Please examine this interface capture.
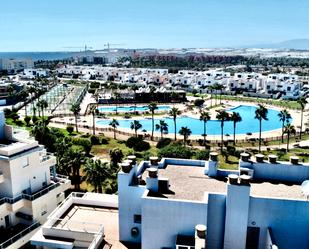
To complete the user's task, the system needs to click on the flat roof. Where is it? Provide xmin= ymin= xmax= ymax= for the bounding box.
xmin=53 ymin=204 xmax=136 ymax=249
xmin=145 ymin=165 xmax=305 ymax=201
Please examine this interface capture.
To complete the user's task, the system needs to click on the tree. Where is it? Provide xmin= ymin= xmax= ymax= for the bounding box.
xmin=284 ymin=123 xmax=296 ymax=151
xmin=37 ymin=99 xmax=48 ymax=121
xmin=130 ymin=120 xmax=142 ymax=137
xmin=179 ymin=126 xmax=192 ymax=147
xmin=254 ymin=104 xmax=268 ymax=152
xmin=60 ymin=148 xmax=86 ymax=190
xmin=31 ymin=120 xmax=49 ymax=144
xmin=297 ymin=97 xmax=308 ymax=139
xmin=169 ymin=107 xmax=181 ymax=140
xmin=216 ymin=110 xmax=230 ymax=151
xmin=83 ymin=159 xmax=110 ymax=193
xmin=155 ymin=120 xmax=168 ymax=139
xmin=148 ymin=102 xmax=158 ymax=140
xmin=110 ymin=148 xmax=124 ymax=167
xmin=230 ymin=112 xmax=242 ymax=145
xmin=109 ymin=119 xmax=119 ymax=139
xmin=199 ymin=110 xmax=211 ymax=148
xmin=70 ymin=103 xmax=81 ymax=132
xmin=10 ymin=111 xmax=19 ymax=122
xmin=90 ymin=106 xmax=98 ymax=135
xmin=278 ymin=109 xmax=291 ymax=142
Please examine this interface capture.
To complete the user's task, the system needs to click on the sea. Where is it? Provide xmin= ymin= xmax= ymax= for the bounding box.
xmin=0 ymin=52 xmax=81 ymax=61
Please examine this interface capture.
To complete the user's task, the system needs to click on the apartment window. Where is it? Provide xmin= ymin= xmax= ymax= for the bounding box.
xmin=22 ymin=157 xmax=29 ymax=168
xmin=41 ymin=205 xmax=47 ymax=216
xmin=287 ymin=86 xmax=291 ymax=91
xmin=134 ymin=214 xmax=141 ymax=224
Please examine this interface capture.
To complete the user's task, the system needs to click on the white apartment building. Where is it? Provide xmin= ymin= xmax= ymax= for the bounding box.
xmin=0 ymin=112 xmax=71 ymax=249
xmin=263 ymin=74 xmax=300 ymax=99
xmin=228 ymin=73 xmax=264 ymax=92
xmin=0 ymin=58 xmax=34 ymax=73
xmin=31 ymin=153 xmax=309 ymax=249
xmin=23 ymin=68 xmax=50 ymax=78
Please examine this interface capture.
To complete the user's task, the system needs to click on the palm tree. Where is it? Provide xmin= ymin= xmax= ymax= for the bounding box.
xmin=90 ymin=106 xmax=98 ymax=135
xmin=230 ymin=112 xmax=242 ymax=145
xmin=109 ymin=119 xmax=119 ymax=139
xmin=130 ymin=120 xmax=142 ymax=137
xmin=38 ymin=99 xmax=48 ymax=120
xmin=83 ymin=159 xmax=110 ymax=193
xmin=148 ymin=102 xmax=158 ymax=140
xmin=216 ymin=110 xmax=230 ymax=151
xmin=169 ymin=107 xmax=181 ymax=140
xmin=70 ymin=103 xmax=81 ymax=132
xmin=179 ymin=126 xmax=192 ymax=147
xmin=155 ymin=120 xmax=168 ymax=139
xmin=278 ymin=109 xmax=291 ymax=142
xmin=199 ymin=110 xmax=211 ymax=147
xmin=114 ymin=92 xmax=120 ymax=115
xmin=297 ymin=97 xmax=308 ymax=139
xmin=254 ymin=104 xmax=268 ymax=152
xmin=110 ymin=148 xmax=124 ymax=167
xmin=30 ymin=120 xmax=49 ymax=145
xmin=284 ymin=123 xmax=296 ymax=152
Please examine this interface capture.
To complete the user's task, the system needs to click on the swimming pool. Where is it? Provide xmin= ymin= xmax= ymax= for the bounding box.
xmin=96 ymin=105 xmax=286 ymax=135
xmin=97 ymin=105 xmax=171 ymax=113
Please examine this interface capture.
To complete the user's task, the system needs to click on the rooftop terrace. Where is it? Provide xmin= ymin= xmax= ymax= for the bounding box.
xmin=144 ymin=164 xmax=305 ymax=201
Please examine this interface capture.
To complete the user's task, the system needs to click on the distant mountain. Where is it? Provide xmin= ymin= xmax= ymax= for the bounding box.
xmin=242 ymin=39 xmax=309 ymax=50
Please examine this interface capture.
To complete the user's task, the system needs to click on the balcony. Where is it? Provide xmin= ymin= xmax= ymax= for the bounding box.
xmin=0 ymin=222 xmax=40 ymax=249
xmin=40 ymin=153 xmax=57 ymax=167
xmin=0 ymin=175 xmax=71 ymax=207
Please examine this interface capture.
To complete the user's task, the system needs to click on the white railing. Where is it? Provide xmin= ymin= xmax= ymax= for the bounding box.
xmin=0 ymin=221 xmax=40 ymax=249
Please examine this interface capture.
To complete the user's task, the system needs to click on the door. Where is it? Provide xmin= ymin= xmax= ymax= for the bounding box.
xmin=246 ymin=226 xmax=260 ymax=249
xmin=4 ymin=215 xmax=10 ymax=228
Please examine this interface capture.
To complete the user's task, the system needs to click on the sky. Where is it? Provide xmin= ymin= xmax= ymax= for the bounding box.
xmin=1 ymin=0 xmax=309 ymax=52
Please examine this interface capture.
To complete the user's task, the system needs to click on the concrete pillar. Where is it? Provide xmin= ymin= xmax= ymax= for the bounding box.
xmin=207 ymin=152 xmax=219 ymax=177
xmin=224 ymin=182 xmax=251 ymax=249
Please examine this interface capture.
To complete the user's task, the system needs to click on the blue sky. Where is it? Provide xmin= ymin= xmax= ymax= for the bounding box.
xmin=1 ymin=0 xmax=309 ymax=51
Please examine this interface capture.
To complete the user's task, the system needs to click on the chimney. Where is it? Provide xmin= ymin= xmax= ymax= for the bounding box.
xmin=240 ymin=153 xmax=250 ymax=162
xmin=239 ymin=175 xmax=251 ymax=185
xmin=127 ymin=155 xmax=137 ymax=165
xmin=146 ymin=168 xmax=159 ymax=192
xmin=290 ymin=156 xmax=299 ymax=165
xmin=210 ymin=152 xmax=218 ymax=162
xmin=195 ymin=224 xmax=207 ymax=249
xmin=255 ymin=154 xmax=264 ymax=163
xmin=228 ymin=174 xmax=239 ymax=185
xmin=149 ymin=156 xmax=159 ymax=166
xmin=121 ymin=162 xmax=132 ymax=173
xmin=268 ymin=155 xmax=277 ymax=164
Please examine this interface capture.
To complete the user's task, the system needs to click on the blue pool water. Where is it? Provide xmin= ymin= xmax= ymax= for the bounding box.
xmin=98 ymin=105 xmax=171 ymax=113
xmin=96 ymin=105 xmax=286 ymax=135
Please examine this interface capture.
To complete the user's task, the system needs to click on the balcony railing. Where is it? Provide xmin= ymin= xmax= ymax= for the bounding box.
xmin=0 ymin=221 xmax=40 ymax=249
xmin=0 ymin=176 xmax=70 ymax=206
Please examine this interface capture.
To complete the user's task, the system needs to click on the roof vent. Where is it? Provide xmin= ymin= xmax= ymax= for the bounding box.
xmin=268 ymin=155 xmax=277 ymax=164
xmin=255 ymin=154 xmax=264 ymax=163
xmin=148 ymin=168 xmax=158 ymax=178
xmin=240 ymin=152 xmax=250 ymax=162
xmin=228 ymin=174 xmax=239 ymax=185
xmin=290 ymin=156 xmax=299 ymax=165
xmin=210 ymin=152 xmax=218 ymax=162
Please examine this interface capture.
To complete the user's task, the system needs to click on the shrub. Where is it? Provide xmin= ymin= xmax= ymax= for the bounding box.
xmin=156 ymin=138 xmax=172 ymax=149
xmin=134 ymin=140 xmax=150 ymax=152
xmin=90 ymin=135 xmax=100 ymax=145
xmin=72 ymin=138 xmax=92 ymax=155
xmin=194 ymin=98 xmax=204 ymax=107
xmin=101 ymin=137 xmax=109 ymax=144
xmin=66 ymin=126 xmax=74 ymax=135
xmin=126 ymin=137 xmax=150 ymax=151
xmin=24 ymin=116 xmax=31 ymax=126
xmin=195 ymin=150 xmax=210 ymax=160
xmin=32 ymin=115 xmax=39 ymax=124
xmin=88 ymin=88 xmax=96 ymax=94
xmin=158 ymin=144 xmax=193 ymax=159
